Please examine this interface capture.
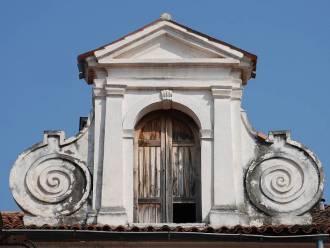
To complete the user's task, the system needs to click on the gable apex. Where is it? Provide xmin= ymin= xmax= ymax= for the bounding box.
xmin=77 ymin=17 xmax=257 ymax=84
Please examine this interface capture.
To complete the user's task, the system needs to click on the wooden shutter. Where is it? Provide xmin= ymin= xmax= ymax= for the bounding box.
xmin=172 ymin=117 xmax=197 ymax=201
xmin=134 ymin=113 xmax=164 ymax=223
xmin=134 ymin=110 xmax=200 ymax=223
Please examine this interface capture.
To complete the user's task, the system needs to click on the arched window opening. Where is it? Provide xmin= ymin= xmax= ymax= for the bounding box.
xmin=134 ymin=109 xmax=201 ymax=223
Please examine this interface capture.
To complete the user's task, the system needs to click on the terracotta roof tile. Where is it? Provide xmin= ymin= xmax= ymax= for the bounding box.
xmin=1 ymin=206 xmax=330 ymax=235
xmin=1 ymin=212 xmax=24 ymax=229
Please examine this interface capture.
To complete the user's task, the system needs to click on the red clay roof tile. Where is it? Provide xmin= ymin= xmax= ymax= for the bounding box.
xmin=2 ymin=206 xmax=330 ymax=235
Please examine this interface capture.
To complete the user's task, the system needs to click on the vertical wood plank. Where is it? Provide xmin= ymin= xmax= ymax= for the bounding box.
xmin=137 ymin=204 xmax=161 ymax=223
xmin=156 ymin=147 xmax=161 ymax=197
xmin=165 ymin=116 xmax=173 ymax=222
xmin=133 ymin=130 xmax=139 ymax=222
xmin=160 ymin=116 xmax=166 ymax=222
xmin=139 ymin=147 xmax=143 ymax=198
xmin=151 ymin=147 xmax=156 ymax=197
xmin=190 ymin=147 xmax=194 ymax=197
xmin=179 ymin=146 xmax=183 ymax=197
xmin=172 ymin=146 xmax=178 ymax=197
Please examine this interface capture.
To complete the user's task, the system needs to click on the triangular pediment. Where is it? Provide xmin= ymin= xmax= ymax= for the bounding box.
xmin=115 ymin=34 xmax=222 ymax=59
xmin=94 ymin=21 xmax=246 ymax=64
xmin=78 ymin=17 xmax=257 ymax=83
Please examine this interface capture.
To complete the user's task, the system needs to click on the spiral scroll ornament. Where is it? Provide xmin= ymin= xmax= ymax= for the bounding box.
xmin=11 ymin=154 xmax=91 ymax=218
xmin=260 ymin=162 xmax=304 ymax=204
xmin=246 ymin=156 xmax=321 ymax=215
xmin=26 ymin=158 xmax=77 ymax=204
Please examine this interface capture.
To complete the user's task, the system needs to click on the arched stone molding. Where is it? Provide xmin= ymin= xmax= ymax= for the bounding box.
xmin=123 ymin=91 xmax=212 ymax=132
xmin=122 ymin=89 xmax=213 ymax=223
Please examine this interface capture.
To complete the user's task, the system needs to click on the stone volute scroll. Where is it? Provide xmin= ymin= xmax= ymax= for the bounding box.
xmin=245 ymin=131 xmax=324 ymax=223
xmin=10 ymin=130 xmax=91 ymax=225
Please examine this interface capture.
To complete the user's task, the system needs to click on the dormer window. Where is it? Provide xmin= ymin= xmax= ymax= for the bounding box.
xmin=9 ymin=14 xmax=323 ymax=228
xmin=134 ymin=110 xmax=201 ymax=223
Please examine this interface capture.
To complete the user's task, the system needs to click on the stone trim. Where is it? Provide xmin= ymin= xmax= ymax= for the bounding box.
xmin=123 ymin=129 xmax=134 ymax=139
xmin=93 ymin=88 xmax=105 ymax=98
xmin=160 ymin=89 xmax=173 ymax=101
xmin=93 ymin=81 xmax=126 ymax=98
xmin=200 ymin=129 xmax=213 ymax=140
xmin=231 ymin=88 xmax=243 ymax=101
xmin=211 ymin=86 xmax=243 ymax=100
xmin=104 ymin=85 xmax=126 ymax=96
xmin=211 ymin=86 xmax=232 ymax=99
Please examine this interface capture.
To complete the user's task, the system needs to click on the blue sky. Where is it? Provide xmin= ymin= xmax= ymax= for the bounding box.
xmin=1 ymin=0 xmax=329 ymax=210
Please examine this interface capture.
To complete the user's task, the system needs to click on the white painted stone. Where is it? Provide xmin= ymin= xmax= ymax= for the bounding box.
xmin=9 ymin=16 xmax=324 ymax=227
xmin=160 ymin=12 xmax=172 ymax=21
xmin=210 ymin=86 xmax=237 ymax=222
xmin=10 ymin=130 xmax=92 ymax=225
xmin=246 ymin=131 xmax=323 ymax=216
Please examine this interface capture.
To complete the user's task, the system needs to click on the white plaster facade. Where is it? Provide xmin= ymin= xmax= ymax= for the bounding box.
xmin=10 ymin=14 xmax=324 ymax=227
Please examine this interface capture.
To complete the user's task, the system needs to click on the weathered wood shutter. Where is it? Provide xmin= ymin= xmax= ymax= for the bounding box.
xmin=134 ymin=110 xmax=200 ymax=223
xmin=172 ymin=118 xmax=198 ymax=200
xmin=134 ymin=113 xmax=163 ymax=223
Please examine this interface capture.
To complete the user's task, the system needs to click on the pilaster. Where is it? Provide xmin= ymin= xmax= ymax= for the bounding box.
xmin=231 ymin=88 xmax=245 ymax=212
xmin=98 ymin=84 xmax=128 ymax=225
xmin=123 ymin=128 xmax=135 ymax=223
xmin=200 ymin=129 xmax=213 ymax=222
xmin=87 ymin=79 xmax=106 ymax=224
xmin=209 ymin=86 xmax=243 ymax=226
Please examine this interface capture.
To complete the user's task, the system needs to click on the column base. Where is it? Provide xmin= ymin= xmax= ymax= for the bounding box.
xmin=209 ymin=208 xmax=248 ymax=227
xmin=97 ymin=207 xmax=128 ymax=225
xmin=86 ymin=210 xmax=98 ymax=224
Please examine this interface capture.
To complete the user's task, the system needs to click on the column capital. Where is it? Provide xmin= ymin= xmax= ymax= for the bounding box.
xmin=93 ymin=79 xmax=107 ymax=98
xmin=211 ymin=86 xmax=243 ymax=100
xmin=200 ymin=129 xmax=213 ymax=140
xmin=93 ymin=84 xmax=127 ymax=98
xmin=211 ymin=86 xmax=232 ymax=99
xmin=123 ymin=129 xmax=134 ymax=139
xmin=104 ymin=85 xmax=126 ymax=96
xmin=93 ymin=88 xmax=105 ymax=98
xmin=231 ymin=88 xmax=243 ymax=101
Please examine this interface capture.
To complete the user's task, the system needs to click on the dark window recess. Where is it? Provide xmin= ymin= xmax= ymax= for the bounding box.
xmin=173 ymin=203 xmax=196 ymax=223
xmin=79 ymin=117 xmax=88 ymax=131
